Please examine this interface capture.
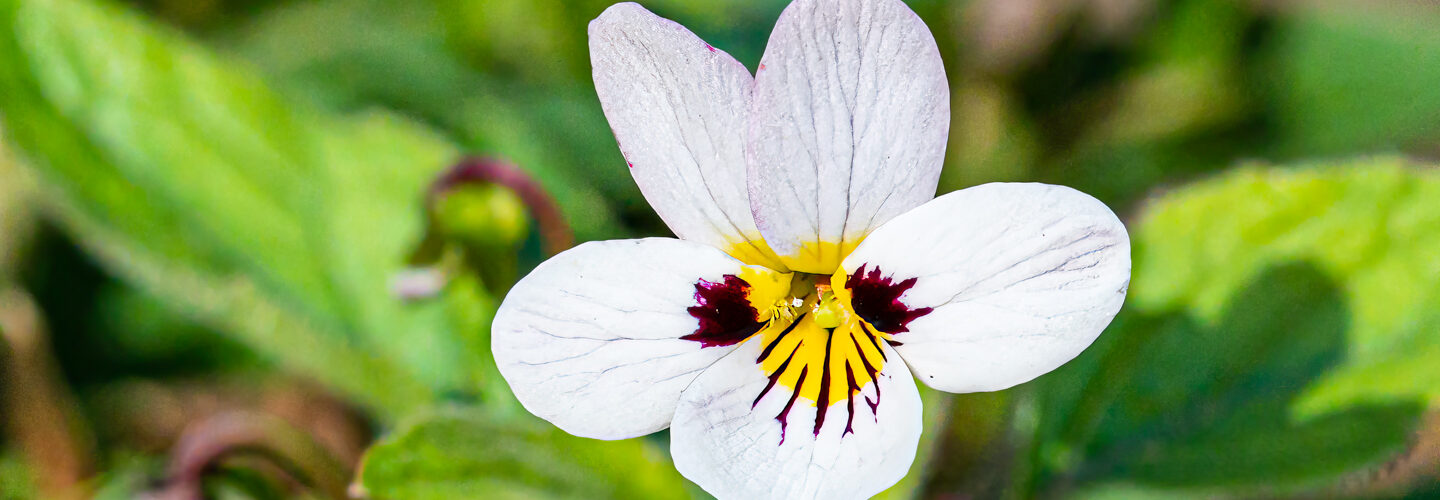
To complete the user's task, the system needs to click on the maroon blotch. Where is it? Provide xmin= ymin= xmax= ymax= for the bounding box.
xmin=681 ymin=275 xmax=764 ymax=348
xmin=846 ymin=264 xmax=933 ymax=334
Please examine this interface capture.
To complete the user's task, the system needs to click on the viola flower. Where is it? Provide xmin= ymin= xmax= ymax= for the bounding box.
xmin=491 ymin=0 xmax=1131 ymax=497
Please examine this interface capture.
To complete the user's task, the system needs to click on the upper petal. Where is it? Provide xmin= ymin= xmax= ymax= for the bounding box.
xmin=747 ymin=0 xmax=950 ymax=274
xmin=670 ymin=326 xmax=922 ymax=500
xmin=839 ymin=183 xmax=1131 ymax=393
xmin=590 ymin=3 xmax=783 ymax=269
xmin=492 ymin=238 xmax=785 ymax=440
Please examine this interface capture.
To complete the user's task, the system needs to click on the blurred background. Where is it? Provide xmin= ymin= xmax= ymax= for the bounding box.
xmin=2 ymin=0 xmax=1440 ymax=498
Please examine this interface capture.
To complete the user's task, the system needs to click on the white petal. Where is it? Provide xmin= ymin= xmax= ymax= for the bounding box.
xmin=492 ymin=238 xmax=760 ymax=440
xmin=670 ymin=335 xmax=922 ymax=500
xmin=747 ymin=0 xmax=950 ymax=273
xmin=840 ymin=183 xmax=1131 ymax=393
xmin=590 ymin=3 xmax=783 ymax=269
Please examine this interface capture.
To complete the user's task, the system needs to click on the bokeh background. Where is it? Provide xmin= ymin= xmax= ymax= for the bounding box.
xmin=2 ymin=0 xmax=1440 ymax=498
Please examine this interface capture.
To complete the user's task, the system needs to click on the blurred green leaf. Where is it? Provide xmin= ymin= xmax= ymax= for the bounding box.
xmin=1090 ymin=0 xmax=1248 ymax=146
xmin=1024 ymin=159 xmax=1439 ymax=497
xmin=84 ymin=282 xmax=260 ymax=378
xmin=1132 ymin=159 xmax=1440 ymax=412
xmin=357 ymin=409 xmax=692 ymax=500
xmin=219 ymin=0 xmax=634 ymax=242
xmin=0 ymin=0 xmax=524 ymax=416
xmin=0 ymin=453 xmax=38 ymax=500
xmin=87 ymin=452 xmax=158 ymax=500
xmin=0 ymin=142 xmax=37 ymax=279
xmin=1267 ymin=6 xmax=1440 ymax=156
xmin=939 ymin=83 xmax=1040 ymax=192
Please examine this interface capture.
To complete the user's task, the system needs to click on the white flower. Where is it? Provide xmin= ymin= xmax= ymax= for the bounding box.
xmin=491 ymin=0 xmax=1131 ymax=498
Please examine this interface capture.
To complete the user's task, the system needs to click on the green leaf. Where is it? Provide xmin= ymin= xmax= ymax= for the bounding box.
xmin=0 ymin=143 xmax=37 ymax=279
xmin=356 ymin=410 xmax=692 ymax=500
xmin=1267 ymin=7 xmax=1440 ymax=156
xmin=0 ymin=452 xmax=38 ymax=500
xmin=0 ymin=0 xmax=524 ymax=416
xmin=1025 ymin=158 xmax=1439 ymax=496
xmin=220 ymin=0 xmax=633 ymax=242
xmin=1131 ymin=159 xmax=1440 ymax=411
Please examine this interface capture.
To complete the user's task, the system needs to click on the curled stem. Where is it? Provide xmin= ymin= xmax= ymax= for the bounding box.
xmin=430 ymin=157 xmax=574 ymax=256
xmin=152 ymin=411 xmax=351 ymax=500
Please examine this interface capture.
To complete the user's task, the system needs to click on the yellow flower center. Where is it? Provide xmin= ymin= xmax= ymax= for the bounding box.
xmin=687 ymin=243 xmax=930 ymax=439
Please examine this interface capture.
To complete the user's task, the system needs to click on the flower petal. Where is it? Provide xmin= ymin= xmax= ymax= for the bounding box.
xmin=590 ymin=3 xmax=783 ymax=269
xmin=493 ymin=238 xmax=782 ymax=440
xmin=839 ymin=183 xmax=1131 ymax=393
xmin=747 ymin=0 xmax=950 ymax=273
xmin=670 ymin=333 xmax=922 ymax=500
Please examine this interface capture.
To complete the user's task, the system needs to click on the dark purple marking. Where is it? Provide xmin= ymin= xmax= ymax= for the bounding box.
xmin=867 ymin=383 xmax=881 ymax=419
xmin=812 ymin=329 xmax=835 ymax=436
xmin=757 ymin=314 xmax=806 ymax=363
xmin=754 ymin=338 xmax=802 ymax=409
xmin=750 ymin=314 xmax=898 ymax=443
xmin=859 ymin=322 xmax=888 ymax=362
xmin=843 ymin=363 xmax=858 ymax=437
xmin=847 ymin=327 xmax=884 ymax=419
xmin=846 ymin=264 xmax=933 ymax=334
xmin=777 ymin=366 xmax=808 ymax=445
xmin=682 ymin=275 xmax=764 ymax=348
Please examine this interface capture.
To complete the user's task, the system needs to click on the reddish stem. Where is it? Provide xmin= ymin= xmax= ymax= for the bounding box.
xmin=430 ymin=157 xmax=574 ymax=256
xmin=153 ymin=411 xmax=350 ymax=500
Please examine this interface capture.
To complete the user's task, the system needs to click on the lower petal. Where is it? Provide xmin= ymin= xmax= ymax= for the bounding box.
xmin=669 ymin=334 xmax=922 ymax=500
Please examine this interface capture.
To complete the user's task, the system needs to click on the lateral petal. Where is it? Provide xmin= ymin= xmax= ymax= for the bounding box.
xmin=492 ymin=238 xmax=786 ymax=439
xmin=839 ymin=183 xmax=1131 ymax=393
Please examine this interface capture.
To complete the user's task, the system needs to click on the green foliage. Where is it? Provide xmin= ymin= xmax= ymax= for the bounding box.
xmin=0 ymin=0 xmax=523 ymax=417
xmin=218 ymin=0 xmax=634 ymax=242
xmin=6 ymin=0 xmax=1440 ymax=497
xmin=0 ymin=453 xmax=37 ymax=500
xmin=1133 ymin=160 xmax=1440 ymax=414
xmin=357 ymin=410 xmax=693 ymax=500
xmin=1268 ymin=8 xmax=1440 ymax=156
xmin=1025 ymin=159 xmax=1440 ymax=497
xmin=0 ymin=144 xmax=36 ymax=278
